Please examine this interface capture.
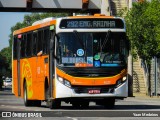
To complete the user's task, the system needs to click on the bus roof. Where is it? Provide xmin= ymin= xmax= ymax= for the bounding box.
xmin=13 ymin=14 xmax=120 ymax=36
xmin=13 ymin=19 xmax=56 ymax=36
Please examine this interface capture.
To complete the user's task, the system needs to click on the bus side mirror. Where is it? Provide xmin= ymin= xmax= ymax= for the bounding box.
xmin=50 ymin=39 xmax=54 ymax=50
xmin=50 ymin=34 xmax=59 ymax=60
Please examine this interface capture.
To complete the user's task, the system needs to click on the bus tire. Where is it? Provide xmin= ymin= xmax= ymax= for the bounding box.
xmin=81 ymin=102 xmax=89 ymax=109
xmin=49 ymin=99 xmax=61 ymax=109
xmin=104 ymin=98 xmax=115 ymax=109
xmin=24 ymin=82 xmax=32 ymax=106
xmin=72 ymin=103 xmax=81 ymax=109
xmin=33 ymin=100 xmax=41 ymax=107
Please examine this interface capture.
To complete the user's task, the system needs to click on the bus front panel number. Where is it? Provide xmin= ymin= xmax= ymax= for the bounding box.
xmin=88 ymin=89 xmax=100 ymax=94
xmin=67 ymin=21 xmax=78 ymax=28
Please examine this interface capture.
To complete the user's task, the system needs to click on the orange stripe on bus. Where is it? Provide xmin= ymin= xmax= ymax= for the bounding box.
xmin=69 ymin=16 xmax=114 ymax=19
xmin=13 ymin=20 xmax=56 ymax=35
xmin=56 ymin=67 xmax=127 ymax=86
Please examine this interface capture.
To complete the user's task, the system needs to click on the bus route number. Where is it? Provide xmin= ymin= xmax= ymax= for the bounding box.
xmin=67 ymin=21 xmax=91 ymax=28
xmin=67 ymin=20 xmax=116 ymax=28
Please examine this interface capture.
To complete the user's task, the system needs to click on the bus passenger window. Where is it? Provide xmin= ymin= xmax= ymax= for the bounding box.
xmin=21 ymin=35 xmax=26 ymax=58
xmin=37 ymin=30 xmax=43 ymax=54
xmin=32 ymin=32 xmax=38 ymax=56
xmin=26 ymin=33 xmax=32 ymax=57
xmin=33 ymin=32 xmax=37 ymax=56
xmin=13 ymin=37 xmax=17 ymax=59
xmin=43 ymin=28 xmax=50 ymax=54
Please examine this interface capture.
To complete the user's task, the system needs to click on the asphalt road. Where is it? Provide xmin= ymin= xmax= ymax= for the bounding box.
xmin=0 ymin=87 xmax=160 ymax=120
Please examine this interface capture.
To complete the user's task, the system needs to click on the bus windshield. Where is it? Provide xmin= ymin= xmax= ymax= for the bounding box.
xmin=57 ymin=32 xmax=128 ymax=67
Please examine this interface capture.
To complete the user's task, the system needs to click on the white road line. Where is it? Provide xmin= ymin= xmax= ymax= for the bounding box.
xmin=67 ymin=117 xmax=78 ymax=120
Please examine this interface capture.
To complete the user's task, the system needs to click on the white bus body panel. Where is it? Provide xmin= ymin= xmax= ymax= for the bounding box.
xmin=55 ymin=17 xmax=128 ymax=99
xmin=55 ymin=78 xmax=128 ymax=98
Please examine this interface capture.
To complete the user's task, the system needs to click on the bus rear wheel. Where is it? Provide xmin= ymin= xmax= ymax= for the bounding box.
xmin=24 ymin=83 xmax=32 ymax=106
xmin=24 ymin=83 xmax=41 ymax=107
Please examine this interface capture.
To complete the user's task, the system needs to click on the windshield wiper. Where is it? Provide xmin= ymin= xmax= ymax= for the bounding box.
xmin=101 ymin=30 xmax=111 ymax=51
xmin=73 ymin=30 xmax=88 ymax=62
xmin=73 ymin=30 xmax=85 ymax=50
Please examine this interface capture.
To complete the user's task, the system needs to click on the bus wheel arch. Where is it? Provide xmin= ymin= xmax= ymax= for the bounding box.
xmin=23 ymin=78 xmax=41 ymax=107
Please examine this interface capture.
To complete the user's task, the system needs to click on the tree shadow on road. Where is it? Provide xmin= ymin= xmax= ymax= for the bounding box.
xmin=40 ymin=104 xmax=160 ymax=110
xmin=114 ymin=104 xmax=160 ymax=110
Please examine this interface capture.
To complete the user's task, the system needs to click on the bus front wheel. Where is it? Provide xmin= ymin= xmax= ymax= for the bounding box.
xmin=103 ymin=98 xmax=115 ymax=109
xmin=49 ymin=99 xmax=61 ymax=109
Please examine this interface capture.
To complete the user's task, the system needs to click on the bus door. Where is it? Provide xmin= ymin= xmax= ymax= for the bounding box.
xmin=49 ymin=30 xmax=55 ymax=98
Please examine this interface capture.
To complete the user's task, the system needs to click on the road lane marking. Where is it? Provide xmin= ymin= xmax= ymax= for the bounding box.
xmin=67 ymin=117 xmax=78 ymax=120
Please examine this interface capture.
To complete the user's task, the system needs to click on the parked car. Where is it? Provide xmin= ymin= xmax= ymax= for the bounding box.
xmin=3 ymin=78 xmax=12 ymax=87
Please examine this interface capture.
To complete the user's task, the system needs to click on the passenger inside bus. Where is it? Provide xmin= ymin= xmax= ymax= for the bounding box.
xmin=65 ymin=47 xmax=73 ymax=57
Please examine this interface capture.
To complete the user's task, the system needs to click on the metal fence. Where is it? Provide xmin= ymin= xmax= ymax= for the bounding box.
xmin=150 ymin=57 xmax=160 ymax=96
xmin=141 ymin=57 xmax=160 ymax=96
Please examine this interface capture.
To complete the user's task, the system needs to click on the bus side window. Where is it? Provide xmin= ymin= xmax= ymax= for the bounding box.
xmin=13 ymin=36 xmax=17 ymax=60
xmin=21 ymin=34 xmax=26 ymax=58
xmin=37 ymin=30 xmax=43 ymax=55
xmin=26 ymin=33 xmax=32 ymax=57
xmin=43 ymin=28 xmax=50 ymax=54
xmin=23 ymin=34 xmax=27 ymax=57
xmin=33 ymin=32 xmax=37 ymax=56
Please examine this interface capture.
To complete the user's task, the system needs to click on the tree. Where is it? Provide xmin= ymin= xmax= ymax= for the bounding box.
xmin=1 ymin=12 xmax=69 ymax=76
xmin=125 ymin=0 xmax=160 ymax=63
xmin=125 ymin=0 xmax=160 ymax=95
xmin=0 ymin=47 xmax=11 ymax=88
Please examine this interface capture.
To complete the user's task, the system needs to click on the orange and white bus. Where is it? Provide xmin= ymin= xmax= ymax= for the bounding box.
xmin=12 ymin=14 xmax=129 ymax=109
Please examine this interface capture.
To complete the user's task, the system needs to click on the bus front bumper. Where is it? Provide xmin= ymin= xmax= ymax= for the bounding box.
xmin=55 ymin=79 xmax=128 ymax=99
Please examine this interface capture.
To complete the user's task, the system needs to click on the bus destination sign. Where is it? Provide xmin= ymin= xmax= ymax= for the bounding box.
xmin=60 ymin=18 xmax=124 ymax=29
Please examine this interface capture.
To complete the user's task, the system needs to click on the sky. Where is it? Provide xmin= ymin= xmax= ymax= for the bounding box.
xmin=0 ymin=12 xmax=31 ymax=51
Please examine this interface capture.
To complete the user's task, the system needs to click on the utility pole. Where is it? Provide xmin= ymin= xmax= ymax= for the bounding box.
xmin=154 ymin=56 xmax=158 ymax=96
xmin=100 ymin=0 xmax=110 ymax=15
xmin=128 ymin=53 xmax=133 ymax=97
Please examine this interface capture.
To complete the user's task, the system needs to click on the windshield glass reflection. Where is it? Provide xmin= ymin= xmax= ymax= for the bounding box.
xmin=57 ymin=32 xmax=128 ymax=67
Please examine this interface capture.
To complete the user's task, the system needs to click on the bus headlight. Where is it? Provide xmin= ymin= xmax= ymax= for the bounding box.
xmin=58 ymin=76 xmax=63 ymax=83
xmin=116 ymin=76 xmax=127 ymax=87
xmin=116 ymin=79 xmax=122 ymax=87
xmin=64 ymin=80 xmax=71 ymax=88
xmin=57 ymin=76 xmax=71 ymax=88
xmin=122 ymin=76 xmax=127 ymax=81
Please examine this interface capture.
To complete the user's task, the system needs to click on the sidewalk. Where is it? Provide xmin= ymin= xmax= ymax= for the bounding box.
xmin=132 ymin=93 xmax=160 ymax=101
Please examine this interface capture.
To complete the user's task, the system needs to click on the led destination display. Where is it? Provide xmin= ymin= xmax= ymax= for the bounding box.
xmin=60 ymin=18 xmax=124 ymax=29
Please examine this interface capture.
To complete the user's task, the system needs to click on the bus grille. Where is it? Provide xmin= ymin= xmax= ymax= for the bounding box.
xmin=72 ymin=86 xmax=115 ymax=94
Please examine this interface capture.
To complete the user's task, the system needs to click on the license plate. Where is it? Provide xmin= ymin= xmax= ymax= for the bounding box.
xmin=88 ymin=89 xmax=100 ymax=94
